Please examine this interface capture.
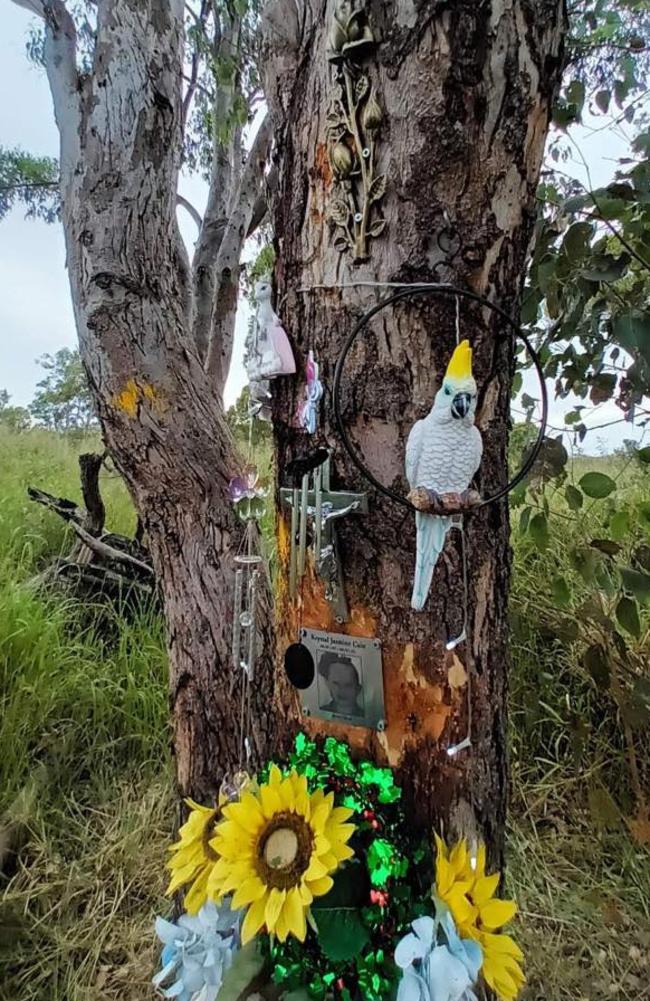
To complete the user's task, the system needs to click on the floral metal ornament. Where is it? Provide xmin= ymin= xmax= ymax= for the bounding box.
xmin=326 ymin=1 xmax=386 ymax=261
xmin=228 ymin=464 xmax=267 ymax=522
xmin=152 ymin=900 xmax=240 ymax=1001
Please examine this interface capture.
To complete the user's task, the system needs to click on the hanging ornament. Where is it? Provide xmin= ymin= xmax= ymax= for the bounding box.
xmin=228 ymin=468 xmax=267 ymax=766
xmin=245 ymin=279 xmax=296 ymax=384
xmin=298 ymin=350 xmax=324 ymax=434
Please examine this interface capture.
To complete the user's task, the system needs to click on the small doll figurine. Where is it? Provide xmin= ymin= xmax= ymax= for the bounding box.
xmin=299 ymin=350 xmax=324 ymax=434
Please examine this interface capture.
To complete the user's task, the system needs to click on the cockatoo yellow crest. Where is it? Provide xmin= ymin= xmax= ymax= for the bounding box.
xmin=444 ymin=339 xmax=473 ymax=382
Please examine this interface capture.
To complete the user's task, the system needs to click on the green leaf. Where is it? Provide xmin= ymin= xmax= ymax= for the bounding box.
xmin=637 ymin=446 xmax=650 ymax=463
xmin=633 ymin=544 xmax=650 ymax=572
xmin=313 ymin=909 xmax=370 ymax=962
xmin=620 ymin=567 xmax=650 ymax=603
xmin=529 ymin=512 xmax=550 ymax=551
xmin=552 ymin=576 xmax=571 ymax=607
xmin=519 ymin=506 xmax=531 ymax=535
xmin=609 ymin=510 xmax=630 ymax=541
xmin=565 ymin=484 xmax=583 ymax=511
xmin=582 ymin=254 xmax=630 ymax=282
xmin=612 ymin=312 xmax=650 ymax=366
xmin=562 ymin=221 xmax=593 ymax=260
xmin=571 ymin=547 xmax=599 ymax=584
xmin=566 ymin=79 xmax=586 ymax=112
xmin=595 ymin=89 xmax=611 ymax=114
xmin=616 ymin=596 xmax=641 ymax=638
xmin=583 ymin=644 xmax=610 ymax=690
xmin=579 ymin=472 xmax=616 ymax=499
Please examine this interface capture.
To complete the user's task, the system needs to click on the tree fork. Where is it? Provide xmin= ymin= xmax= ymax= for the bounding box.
xmin=264 ymin=0 xmax=566 ymax=859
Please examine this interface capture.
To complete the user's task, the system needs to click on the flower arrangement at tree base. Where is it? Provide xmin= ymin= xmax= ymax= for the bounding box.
xmin=154 ymin=735 xmax=524 ymax=1001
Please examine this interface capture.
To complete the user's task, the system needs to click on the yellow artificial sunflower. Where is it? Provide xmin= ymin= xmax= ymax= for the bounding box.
xmin=207 ymin=765 xmax=355 ymax=944
xmin=434 ymin=834 xmax=525 ymax=1001
xmin=166 ymin=798 xmax=222 ymax=914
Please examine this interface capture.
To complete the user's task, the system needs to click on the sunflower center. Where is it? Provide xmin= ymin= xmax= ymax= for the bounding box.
xmin=257 ymin=811 xmax=314 ymax=890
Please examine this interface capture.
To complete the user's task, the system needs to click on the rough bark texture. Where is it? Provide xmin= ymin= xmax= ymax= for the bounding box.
xmin=29 ymin=0 xmax=275 ymax=800
xmin=265 ymin=0 xmax=565 ymax=856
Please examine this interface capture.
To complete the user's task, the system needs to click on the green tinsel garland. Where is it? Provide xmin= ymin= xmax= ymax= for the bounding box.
xmin=260 ymin=734 xmax=432 ymax=1001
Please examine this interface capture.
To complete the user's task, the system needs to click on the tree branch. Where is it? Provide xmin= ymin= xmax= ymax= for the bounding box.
xmin=177 ymin=192 xmax=203 ymax=230
xmin=8 ymin=0 xmax=82 ymax=173
xmin=69 ymin=522 xmax=154 ymax=576
xmin=205 ymin=113 xmax=273 ymax=386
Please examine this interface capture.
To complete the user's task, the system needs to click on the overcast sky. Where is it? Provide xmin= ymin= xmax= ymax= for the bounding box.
xmin=0 ymin=6 xmax=646 ymax=453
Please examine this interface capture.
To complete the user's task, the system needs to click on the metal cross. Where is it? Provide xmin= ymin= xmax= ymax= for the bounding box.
xmin=280 ymin=453 xmax=367 ymax=623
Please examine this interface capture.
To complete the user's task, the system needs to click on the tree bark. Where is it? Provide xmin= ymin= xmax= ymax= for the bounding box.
xmin=30 ymin=0 xmax=275 ymax=800
xmin=265 ymin=0 xmax=565 ymax=858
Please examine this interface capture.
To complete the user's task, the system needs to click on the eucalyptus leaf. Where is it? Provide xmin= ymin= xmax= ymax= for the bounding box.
xmin=620 ymin=567 xmax=650 ymax=603
xmin=565 ymin=484 xmax=583 ymax=511
xmin=529 ymin=512 xmax=549 ymax=551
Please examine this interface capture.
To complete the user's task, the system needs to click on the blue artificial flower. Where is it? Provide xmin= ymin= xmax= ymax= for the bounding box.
xmin=395 ymin=912 xmax=483 ymax=1001
xmin=152 ymin=899 xmax=240 ymax=1001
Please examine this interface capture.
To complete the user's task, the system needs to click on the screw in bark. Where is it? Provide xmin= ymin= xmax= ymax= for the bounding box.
xmin=326 ymin=2 xmax=386 ymax=262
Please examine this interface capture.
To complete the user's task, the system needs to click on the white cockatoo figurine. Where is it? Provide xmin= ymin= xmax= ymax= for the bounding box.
xmin=405 ymin=339 xmax=482 ymax=611
xmin=245 ymin=279 xmax=296 ymax=382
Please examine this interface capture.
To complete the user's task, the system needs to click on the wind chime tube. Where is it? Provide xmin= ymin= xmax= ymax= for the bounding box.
xmin=314 ymin=464 xmax=323 ymax=559
xmin=298 ymin=473 xmax=309 ymax=577
xmin=246 ymin=570 xmax=259 ymax=680
xmin=289 ymin=487 xmax=299 ymax=597
xmin=231 ymin=569 xmax=243 ymax=670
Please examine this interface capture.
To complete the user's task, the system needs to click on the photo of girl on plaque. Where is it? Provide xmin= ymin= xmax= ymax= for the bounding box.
xmin=297 ymin=629 xmax=385 ymax=730
xmin=318 ymin=652 xmax=365 ymax=719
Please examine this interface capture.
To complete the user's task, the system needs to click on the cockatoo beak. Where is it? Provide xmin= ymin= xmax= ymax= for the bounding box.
xmin=451 ymin=392 xmax=471 ymax=419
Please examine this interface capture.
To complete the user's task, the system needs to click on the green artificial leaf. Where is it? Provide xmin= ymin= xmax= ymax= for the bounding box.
xmin=588 ymin=785 xmax=620 ymax=831
xmin=620 ymin=567 xmax=650 ymax=603
xmin=312 ymin=862 xmax=369 ymax=910
xmin=609 ymin=510 xmax=630 ymax=541
xmin=529 ymin=512 xmax=550 ymax=551
xmin=313 ymin=909 xmax=370 ymax=962
xmin=583 ymin=644 xmax=610 ymax=690
xmin=616 ymin=595 xmax=641 ymax=638
xmin=217 ymin=941 xmax=265 ymax=1001
xmin=552 ymin=576 xmax=571 ymax=608
xmin=579 ymin=472 xmax=616 ymax=499
xmin=590 ymin=539 xmax=622 ymax=558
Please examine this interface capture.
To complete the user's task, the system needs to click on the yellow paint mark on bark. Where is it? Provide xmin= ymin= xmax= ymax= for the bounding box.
xmin=113 ymin=379 xmax=164 ymax=418
xmin=115 ymin=379 xmax=140 ymax=418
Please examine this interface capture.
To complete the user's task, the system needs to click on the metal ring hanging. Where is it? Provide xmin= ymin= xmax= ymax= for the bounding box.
xmin=332 ymin=283 xmax=549 ymax=513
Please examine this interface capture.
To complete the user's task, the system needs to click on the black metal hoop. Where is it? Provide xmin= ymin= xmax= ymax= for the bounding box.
xmin=332 ymin=283 xmax=548 ymax=513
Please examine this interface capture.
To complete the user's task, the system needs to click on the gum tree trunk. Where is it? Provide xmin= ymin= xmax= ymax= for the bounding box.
xmin=265 ymin=0 xmax=565 ymax=855
xmin=21 ymin=0 xmax=275 ymax=800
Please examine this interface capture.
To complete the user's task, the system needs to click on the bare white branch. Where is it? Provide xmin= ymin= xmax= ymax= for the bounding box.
xmin=7 ymin=0 xmax=45 ymax=15
xmin=204 ymin=112 xmax=273 ymax=384
xmin=177 ymin=193 xmax=203 ymax=231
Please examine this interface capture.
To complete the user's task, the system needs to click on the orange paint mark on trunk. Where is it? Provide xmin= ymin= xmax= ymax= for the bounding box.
xmin=314 ymin=142 xmax=333 ymax=189
xmin=381 ymin=642 xmax=456 ymax=765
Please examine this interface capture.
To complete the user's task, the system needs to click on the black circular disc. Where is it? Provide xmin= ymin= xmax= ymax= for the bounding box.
xmin=284 ymin=643 xmax=315 ymax=690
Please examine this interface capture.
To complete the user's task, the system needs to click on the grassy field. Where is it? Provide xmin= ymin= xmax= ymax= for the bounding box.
xmin=0 ymin=428 xmax=648 ymax=1000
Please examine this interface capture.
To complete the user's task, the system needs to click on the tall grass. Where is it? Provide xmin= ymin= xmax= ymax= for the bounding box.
xmin=0 ymin=429 xmax=170 ymax=1000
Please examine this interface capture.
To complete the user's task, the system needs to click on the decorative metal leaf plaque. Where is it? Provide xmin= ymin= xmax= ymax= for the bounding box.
xmin=326 ymin=2 xmax=386 ymax=262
